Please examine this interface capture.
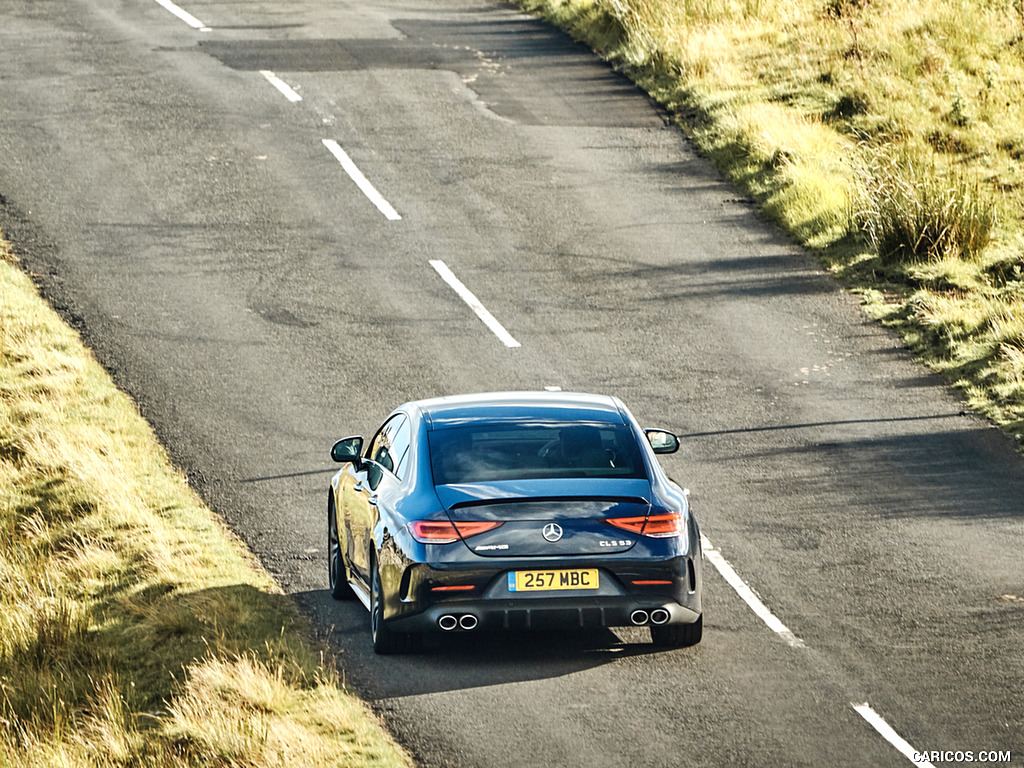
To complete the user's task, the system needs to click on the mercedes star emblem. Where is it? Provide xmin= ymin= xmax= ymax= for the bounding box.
xmin=542 ymin=523 xmax=563 ymax=542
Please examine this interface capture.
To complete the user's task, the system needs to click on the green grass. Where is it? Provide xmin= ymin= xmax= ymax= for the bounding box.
xmin=0 ymin=238 xmax=410 ymax=767
xmin=514 ymin=0 xmax=1024 ymax=437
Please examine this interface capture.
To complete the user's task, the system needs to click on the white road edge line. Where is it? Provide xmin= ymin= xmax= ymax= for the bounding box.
xmin=700 ymin=534 xmax=805 ymax=648
xmin=260 ymin=71 xmax=302 ymax=103
xmin=429 ymin=260 xmax=521 ymax=349
xmin=321 ymin=139 xmax=401 ymax=221
xmin=853 ymin=703 xmax=935 ymax=767
xmin=700 ymin=535 xmax=931 ymax=765
xmin=151 ymin=0 xmax=211 ymax=31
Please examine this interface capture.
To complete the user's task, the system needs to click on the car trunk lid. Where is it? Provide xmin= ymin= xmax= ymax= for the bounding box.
xmin=436 ymin=480 xmax=652 ymax=557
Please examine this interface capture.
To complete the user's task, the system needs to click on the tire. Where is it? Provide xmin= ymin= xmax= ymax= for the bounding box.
xmin=370 ymin=561 xmax=419 ymax=655
xmin=650 ymin=615 xmax=703 ymax=648
xmin=328 ymin=500 xmax=355 ymax=601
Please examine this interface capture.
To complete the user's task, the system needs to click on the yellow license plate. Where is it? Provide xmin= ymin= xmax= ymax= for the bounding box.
xmin=508 ymin=569 xmax=599 ymax=592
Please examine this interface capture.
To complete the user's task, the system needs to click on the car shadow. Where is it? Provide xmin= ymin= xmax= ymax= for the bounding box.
xmin=293 ymin=590 xmax=690 ymax=700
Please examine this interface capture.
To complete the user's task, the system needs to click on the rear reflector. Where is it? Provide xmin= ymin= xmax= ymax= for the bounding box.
xmin=430 ymin=585 xmax=476 ymax=592
xmin=410 ymin=520 xmax=503 ymax=544
xmin=632 ymin=580 xmax=673 ymax=585
xmin=606 ymin=512 xmax=682 ymax=538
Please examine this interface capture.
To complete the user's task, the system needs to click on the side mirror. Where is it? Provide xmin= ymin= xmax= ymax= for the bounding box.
xmin=644 ymin=429 xmax=680 ymax=454
xmin=330 ymin=436 xmax=364 ymax=464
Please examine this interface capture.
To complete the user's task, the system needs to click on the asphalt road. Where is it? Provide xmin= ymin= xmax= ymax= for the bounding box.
xmin=1 ymin=1 xmax=1022 ymax=766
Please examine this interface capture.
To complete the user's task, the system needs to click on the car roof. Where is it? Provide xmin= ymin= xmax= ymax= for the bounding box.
xmin=411 ymin=391 xmax=629 ymax=430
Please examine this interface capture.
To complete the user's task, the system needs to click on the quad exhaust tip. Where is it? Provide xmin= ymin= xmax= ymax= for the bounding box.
xmin=630 ymin=609 xmax=649 ymax=626
xmin=438 ymin=614 xmax=478 ymax=631
xmin=650 ymin=609 xmax=670 ymax=625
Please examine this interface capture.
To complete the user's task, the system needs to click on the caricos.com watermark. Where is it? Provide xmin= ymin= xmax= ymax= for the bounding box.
xmin=914 ymin=751 xmax=1012 ymax=764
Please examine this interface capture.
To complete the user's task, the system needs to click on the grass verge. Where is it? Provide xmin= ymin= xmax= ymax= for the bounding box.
xmin=514 ymin=0 xmax=1024 ymax=439
xmin=0 ymin=235 xmax=409 ymax=767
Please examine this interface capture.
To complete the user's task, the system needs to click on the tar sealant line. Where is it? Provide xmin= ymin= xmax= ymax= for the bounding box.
xmin=260 ymin=71 xmax=302 ymax=103
xmin=428 ymin=260 xmax=521 ymax=349
xmin=700 ymin=534 xmax=805 ymax=648
xmin=852 ymin=703 xmax=936 ymax=768
xmin=151 ymin=0 xmax=211 ymax=31
xmin=321 ymin=139 xmax=401 ymax=221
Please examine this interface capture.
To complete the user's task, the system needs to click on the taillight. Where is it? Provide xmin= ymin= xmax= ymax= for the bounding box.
xmin=409 ymin=520 xmax=503 ymax=544
xmin=606 ymin=513 xmax=683 ymax=538
xmin=642 ymin=513 xmax=684 ymax=538
xmin=605 ymin=515 xmax=647 ymax=535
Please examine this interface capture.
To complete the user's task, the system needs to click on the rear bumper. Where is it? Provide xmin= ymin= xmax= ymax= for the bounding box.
xmin=387 ymin=585 xmax=700 ymax=634
xmin=387 ymin=593 xmax=701 ymax=634
xmin=379 ymin=553 xmax=703 ymax=634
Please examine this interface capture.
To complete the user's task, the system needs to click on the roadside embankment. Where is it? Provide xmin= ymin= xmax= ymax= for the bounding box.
xmin=0 ymin=235 xmax=409 ymax=767
xmin=515 ymin=0 xmax=1024 ymax=440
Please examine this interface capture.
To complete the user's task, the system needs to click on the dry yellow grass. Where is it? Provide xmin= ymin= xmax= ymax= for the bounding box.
xmin=518 ymin=0 xmax=1024 ymax=435
xmin=1 ymin=237 xmax=409 ymax=767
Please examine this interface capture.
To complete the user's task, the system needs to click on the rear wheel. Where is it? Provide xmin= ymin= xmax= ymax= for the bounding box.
xmin=328 ymin=500 xmax=354 ymax=601
xmin=370 ymin=561 xmax=419 ymax=655
xmin=650 ymin=615 xmax=702 ymax=648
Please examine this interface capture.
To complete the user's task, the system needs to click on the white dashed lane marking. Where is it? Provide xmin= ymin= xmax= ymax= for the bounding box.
xmin=429 ymin=260 xmax=521 ymax=348
xmin=260 ymin=71 xmax=302 ymax=102
xmin=151 ymin=0 xmax=210 ymax=31
xmin=853 ymin=703 xmax=936 ymax=767
xmin=322 ymin=139 xmax=401 ymax=221
xmin=700 ymin=534 xmax=805 ymax=648
xmin=700 ymin=536 xmax=933 ymax=765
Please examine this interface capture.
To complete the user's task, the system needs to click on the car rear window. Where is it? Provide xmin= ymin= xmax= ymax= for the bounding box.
xmin=427 ymin=422 xmax=647 ymax=484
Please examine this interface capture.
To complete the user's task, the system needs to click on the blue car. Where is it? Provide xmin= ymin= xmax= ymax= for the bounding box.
xmin=328 ymin=391 xmax=703 ymax=654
